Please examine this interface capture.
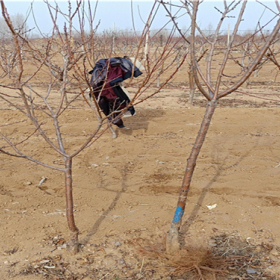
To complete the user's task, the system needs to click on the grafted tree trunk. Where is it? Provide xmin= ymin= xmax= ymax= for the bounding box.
xmin=166 ymin=99 xmax=217 ymax=254
xmin=65 ymin=157 xmax=79 ymax=252
xmin=161 ymin=0 xmax=280 ymax=254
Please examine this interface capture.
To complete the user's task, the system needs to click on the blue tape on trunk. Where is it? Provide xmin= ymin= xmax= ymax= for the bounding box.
xmin=172 ymin=206 xmax=184 ymax=223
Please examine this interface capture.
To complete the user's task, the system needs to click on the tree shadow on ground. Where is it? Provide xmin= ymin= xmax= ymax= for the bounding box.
xmin=179 ymin=140 xmax=259 ymax=246
xmin=80 ymin=162 xmax=130 ymax=246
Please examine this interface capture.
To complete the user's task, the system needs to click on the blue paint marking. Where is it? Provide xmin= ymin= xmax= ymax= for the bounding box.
xmin=172 ymin=206 xmax=184 ymax=223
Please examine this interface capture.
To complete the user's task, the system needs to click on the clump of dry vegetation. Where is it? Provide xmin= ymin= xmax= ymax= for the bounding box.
xmin=134 ymin=233 xmax=278 ymax=280
xmin=137 ymin=242 xmax=227 ymax=279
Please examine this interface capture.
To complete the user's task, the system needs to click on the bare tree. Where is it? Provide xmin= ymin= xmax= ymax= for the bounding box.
xmin=159 ymin=0 xmax=280 ymax=253
xmin=0 ymin=0 xmax=185 ymax=252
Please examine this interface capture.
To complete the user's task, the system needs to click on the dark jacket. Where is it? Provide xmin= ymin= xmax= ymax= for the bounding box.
xmin=89 ymin=57 xmax=142 ymax=127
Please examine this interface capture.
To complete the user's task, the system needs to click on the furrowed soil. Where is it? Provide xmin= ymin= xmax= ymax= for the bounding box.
xmin=1 ymin=86 xmax=280 ymax=279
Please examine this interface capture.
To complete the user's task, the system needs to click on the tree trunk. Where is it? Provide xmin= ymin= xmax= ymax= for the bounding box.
xmin=188 ymin=70 xmax=196 ymax=105
xmin=166 ymin=99 xmax=217 ymax=254
xmin=65 ymin=157 xmax=79 ymax=252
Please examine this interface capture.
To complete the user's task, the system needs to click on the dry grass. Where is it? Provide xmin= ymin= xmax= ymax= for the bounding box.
xmin=135 ymin=238 xmax=228 ymax=280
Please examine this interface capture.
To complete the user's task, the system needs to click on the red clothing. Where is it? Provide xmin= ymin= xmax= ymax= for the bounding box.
xmin=98 ymin=64 xmax=126 ymax=100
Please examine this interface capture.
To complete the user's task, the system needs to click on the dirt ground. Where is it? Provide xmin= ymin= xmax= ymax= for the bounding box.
xmin=1 ymin=85 xmax=280 ymax=279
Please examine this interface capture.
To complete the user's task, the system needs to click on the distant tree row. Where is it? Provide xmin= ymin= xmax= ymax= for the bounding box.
xmin=0 ymin=13 xmax=28 ymax=39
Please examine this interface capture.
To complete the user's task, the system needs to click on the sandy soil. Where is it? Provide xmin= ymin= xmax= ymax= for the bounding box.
xmin=1 ymin=86 xmax=280 ymax=279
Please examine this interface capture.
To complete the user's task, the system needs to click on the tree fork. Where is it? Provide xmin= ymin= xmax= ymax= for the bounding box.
xmin=166 ymin=99 xmax=217 ymax=254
